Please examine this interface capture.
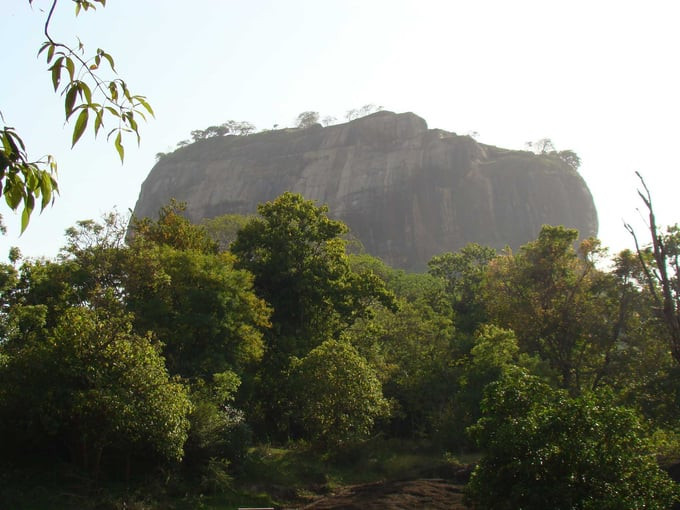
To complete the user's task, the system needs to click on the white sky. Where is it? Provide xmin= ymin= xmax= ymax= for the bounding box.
xmin=2 ymin=0 xmax=679 ymax=263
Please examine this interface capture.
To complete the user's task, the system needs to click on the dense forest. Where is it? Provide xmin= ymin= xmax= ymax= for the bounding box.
xmin=2 ymin=191 xmax=680 ymax=509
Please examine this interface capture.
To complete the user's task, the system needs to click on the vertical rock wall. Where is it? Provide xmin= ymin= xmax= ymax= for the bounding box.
xmin=133 ymin=111 xmax=598 ymax=270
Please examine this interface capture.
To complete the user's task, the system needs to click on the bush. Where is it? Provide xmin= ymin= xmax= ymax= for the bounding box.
xmin=289 ymin=340 xmax=389 ymax=447
xmin=183 ymin=372 xmax=252 ymax=469
xmin=0 ymin=307 xmax=191 ymax=475
xmin=466 ymin=370 xmax=679 ymax=509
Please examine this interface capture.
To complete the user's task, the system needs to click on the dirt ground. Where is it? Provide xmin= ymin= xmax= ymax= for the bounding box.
xmin=293 ymin=478 xmax=469 ymax=509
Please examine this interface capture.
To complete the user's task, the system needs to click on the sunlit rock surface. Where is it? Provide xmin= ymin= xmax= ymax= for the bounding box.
xmin=133 ymin=111 xmax=598 ymax=270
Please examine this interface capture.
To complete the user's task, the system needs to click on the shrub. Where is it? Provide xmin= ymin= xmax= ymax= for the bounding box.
xmin=466 ymin=370 xmax=679 ymax=509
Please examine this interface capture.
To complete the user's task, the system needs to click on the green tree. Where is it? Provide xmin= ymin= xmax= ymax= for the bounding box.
xmin=484 ymin=226 xmax=619 ymax=392
xmin=347 ymin=294 xmax=454 ymax=439
xmin=428 ymin=243 xmax=497 ymax=333
xmin=289 ymin=340 xmax=389 ymax=446
xmin=183 ymin=370 xmax=252 ymax=469
xmin=230 ymin=193 xmax=393 ymax=438
xmin=2 ymin=0 xmax=152 ymax=231
xmin=0 ymin=307 xmax=191 ymax=476
xmin=441 ymin=325 xmax=533 ymax=446
xmin=125 ymin=245 xmax=270 ymax=377
xmin=8 ymin=209 xmax=270 ymax=379
xmin=130 ymin=200 xmax=218 ymax=254
xmin=202 ymin=213 xmax=254 ymax=251
xmin=466 ymin=370 xmax=679 ymax=510
xmin=231 ymin=192 xmax=393 ymax=353
xmin=126 ymin=204 xmax=270 ymax=377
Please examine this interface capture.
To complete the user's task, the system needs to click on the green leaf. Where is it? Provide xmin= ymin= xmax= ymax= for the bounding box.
xmin=65 ymin=86 xmax=78 ymax=118
xmin=114 ymin=131 xmax=124 ymax=163
xmin=104 ymin=106 xmax=120 ymax=118
xmin=102 ymin=51 xmax=115 ymax=72
xmin=72 ymin=108 xmax=89 ymax=147
xmin=109 ymin=82 xmax=118 ymax=102
xmin=135 ymin=96 xmax=154 ymax=117
xmin=25 ymin=192 xmax=35 ymax=214
xmin=5 ymin=184 xmax=22 ymax=210
xmin=3 ymin=130 xmax=21 ymax=155
xmin=126 ymin=112 xmax=139 ymax=133
xmin=80 ymin=82 xmax=93 ymax=104
xmin=94 ymin=109 xmax=104 ymax=137
xmin=37 ymin=41 xmax=50 ymax=58
xmin=50 ymin=57 xmax=64 ymax=91
xmin=40 ymin=173 xmax=53 ymax=210
xmin=21 ymin=206 xmax=30 ymax=233
xmin=65 ymin=57 xmax=75 ymax=81
xmin=121 ymin=81 xmax=132 ymax=101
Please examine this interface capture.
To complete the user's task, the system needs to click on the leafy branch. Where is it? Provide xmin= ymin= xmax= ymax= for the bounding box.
xmin=0 ymin=0 xmax=153 ymax=232
xmin=37 ymin=0 xmax=154 ymax=159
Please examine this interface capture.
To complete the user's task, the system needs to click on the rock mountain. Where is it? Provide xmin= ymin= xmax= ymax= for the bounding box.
xmin=133 ymin=111 xmax=598 ymax=271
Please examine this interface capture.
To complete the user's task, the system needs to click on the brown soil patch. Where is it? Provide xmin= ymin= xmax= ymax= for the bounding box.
xmin=295 ymin=478 xmax=469 ymax=509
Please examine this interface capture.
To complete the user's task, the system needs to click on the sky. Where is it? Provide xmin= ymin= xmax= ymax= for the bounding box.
xmin=2 ymin=0 xmax=679 ymax=263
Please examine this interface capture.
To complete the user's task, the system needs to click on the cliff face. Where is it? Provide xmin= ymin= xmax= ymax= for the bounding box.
xmin=133 ymin=111 xmax=598 ymax=271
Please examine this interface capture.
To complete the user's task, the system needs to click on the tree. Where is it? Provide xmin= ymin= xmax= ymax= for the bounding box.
xmin=9 ymin=209 xmax=270 ymax=379
xmin=183 ymin=370 xmax=252 ymax=469
xmin=524 ymin=139 xmax=581 ymax=170
xmin=556 ymin=149 xmax=582 ymax=170
xmin=0 ymin=306 xmax=191 ymax=476
xmin=347 ymin=293 xmax=454 ymax=439
xmin=600 ymin=249 xmax=678 ymax=412
xmin=230 ymin=193 xmax=394 ymax=438
xmin=202 ymin=213 xmax=254 ymax=251
xmin=188 ymin=120 xmax=256 ymax=142
xmin=295 ymin=110 xmax=320 ymax=128
xmin=525 ymin=137 xmax=555 ymax=154
xmin=466 ymin=370 xmax=679 ymax=509
xmin=231 ymin=192 xmax=393 ymax=353
xmin=321 ymin=115 xmax=337 ymax=127
xmin=484 ymin=226 xmax=619 ymax=393
xmin=125 ymin=245 xmax=270 ymax=378
xmin=126 ymin=204 xmax=270 ymax=377
xmin=440 ymin=325 xmax=541 ymax=449
xmin=428 ymin=243 xmax=497 ymax=333
xmin=130 ymin=200 xmax=219 ymax=254
xmin=345 ymin=104 xmax=384 ymax=121
xmin=2 ymin=0 xmax=152 ymax=231
xmin=289 ymin=340 xmax=389 ymax=446
xmin=625 ymin=172 xmax=680 ymax=365
xmin=0 ymin=209 xmax=274 ymax=485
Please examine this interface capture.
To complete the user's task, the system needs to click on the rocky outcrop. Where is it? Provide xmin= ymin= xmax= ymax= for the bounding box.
xmin=133 ymin=111 xmax=598 ymax=271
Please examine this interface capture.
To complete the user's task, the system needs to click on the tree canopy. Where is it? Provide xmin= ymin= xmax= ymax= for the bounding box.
xmin=1 ymin=192 xmax=680 ymax=507
xmin=467 ymin=370 xmax=679 ymax=509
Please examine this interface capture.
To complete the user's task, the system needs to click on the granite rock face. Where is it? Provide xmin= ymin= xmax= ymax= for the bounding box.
xmin=133 ymin=111 xmax=598 ymax=271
